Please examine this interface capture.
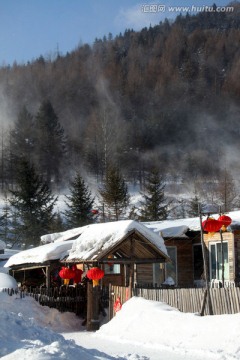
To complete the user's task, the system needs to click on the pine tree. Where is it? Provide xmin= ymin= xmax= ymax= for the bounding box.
xmin=9 ymin=159 xmax=57 ymax=248
xmin=48 ymin=211 xmax=66 ymax=233
xmin=64 ymin=173 xmax=95 ymax=228
xmin=34 ymin=100 xmax=67 ymax=186
xmin=10 ymin=106 xmax=34 ymax=162
xmin=188 ymin=194 xmax=200 ymax=217
xmin=217 ymin=170 xmax=238 ymax=212
xmin=99 ymin=166 xmax=130 ymax=221
xmin=0 ymin=196 xmax=12 ymax=246
xmin=139 ymin=168 xmax=168 ymax=221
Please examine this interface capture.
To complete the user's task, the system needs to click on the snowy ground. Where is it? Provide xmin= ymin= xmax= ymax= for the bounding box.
xmin=1 ymin=289 xmax=240 ymax=360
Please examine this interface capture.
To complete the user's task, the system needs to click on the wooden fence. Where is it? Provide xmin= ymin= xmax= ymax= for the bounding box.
xmin=3 ymin=285 xmax=108 ymax=313
xmin=4 ymin=285 xmax=240 ymax=320
xmin=109 ymin=285 xmax=240 ymax=318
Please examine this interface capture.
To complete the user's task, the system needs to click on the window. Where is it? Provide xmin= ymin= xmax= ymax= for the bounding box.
xmin=209 ymin=242 xmax=229 ymax=281
xmin=104 ymin=263 xmax=121 ymax=275
xmin=166 ymin=246 xmax=177 ymax=284
xmin=193 ymin=244 xmax=203 ymax=280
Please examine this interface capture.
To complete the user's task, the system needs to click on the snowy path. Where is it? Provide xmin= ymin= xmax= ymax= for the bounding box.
xmin=62 ymin=331 xmax=222 ymax=360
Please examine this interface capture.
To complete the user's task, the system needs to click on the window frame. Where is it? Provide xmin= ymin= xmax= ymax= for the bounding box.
xmin=209 ymin=241 xmax=229 ymax=281
xmin=165 ymin=246 xmax=177 ymax=285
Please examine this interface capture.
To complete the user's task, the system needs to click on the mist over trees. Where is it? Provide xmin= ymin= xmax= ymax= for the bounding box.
xmin=0 ymin=4 xmax=240 ymax=207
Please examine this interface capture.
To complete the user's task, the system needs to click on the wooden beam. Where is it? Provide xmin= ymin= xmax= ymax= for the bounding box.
xmin=100 ymin=258 xmax=166 ymax=264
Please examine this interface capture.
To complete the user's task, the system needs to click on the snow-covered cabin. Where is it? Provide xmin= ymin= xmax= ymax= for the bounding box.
xmin=144 ymin=210 xmax=240 ymax=287
xmin=5 ymin=220 xmax=170 ymax=288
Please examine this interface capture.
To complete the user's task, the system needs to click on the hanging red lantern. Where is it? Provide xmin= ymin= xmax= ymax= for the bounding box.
xmin=202 ymin=218 xmax=223 ymax=235
xmin=59 ymin=266 xmax=75 ymax=285
xmin=73 ymin=268 xmax=83 ymax=284
xmin=218 ymin=215 xmax=232 ymax=231
xmin=86 ymin=267 xmax=104 ymax=287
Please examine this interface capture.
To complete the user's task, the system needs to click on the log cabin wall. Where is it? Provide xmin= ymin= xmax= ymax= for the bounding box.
xmin=102 ymin=264 xmax=125 ymax=286
xmin=136 ymin=264 xmax=154 ymax=285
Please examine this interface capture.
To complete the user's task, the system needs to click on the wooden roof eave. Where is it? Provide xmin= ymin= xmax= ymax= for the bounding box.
xmin=8 ymin=261 xmax=54 ymax=272
xmin=98 ymin=229 xmax=171 ymax=263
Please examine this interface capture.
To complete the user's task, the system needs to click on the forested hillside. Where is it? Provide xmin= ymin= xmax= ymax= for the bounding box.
xmin=0 ymin=3 xmax=240 ymax=192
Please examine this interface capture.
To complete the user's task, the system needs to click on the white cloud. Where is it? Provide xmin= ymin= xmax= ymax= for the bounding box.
xmin=114 ymin=3 xmax=163 ymax=31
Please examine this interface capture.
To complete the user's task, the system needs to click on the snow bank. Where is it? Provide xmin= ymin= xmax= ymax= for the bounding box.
xmin=97 ymin=296 xmax=240 ymax=358
xmin=0 ymin=273 xmax=18 ymax=289
xmin=0 ymin=291 xmax=92 ymax=359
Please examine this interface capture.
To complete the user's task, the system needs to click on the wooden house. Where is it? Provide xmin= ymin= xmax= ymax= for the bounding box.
xmin=4 ymin=220 xmax=170 ymax=289
xmin=144 ymin=211 xmax=240 ymax=288
xmin=144 ymin=219 xmax=202 ymax=287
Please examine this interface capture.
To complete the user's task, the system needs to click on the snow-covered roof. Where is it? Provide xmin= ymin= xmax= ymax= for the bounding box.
xmin=6 ymin=210 xmax=240 ymax=268
xmin=4 ymin=240 xmax=75 ymax=268
xmin=143 ymin=218 xmax=200 ymax=238
xmin=67 ymin=220 xmax=168 ymax=262
xmin=40 ymin=227 xmax=84 ymax=244
xmin=144 ymin=210 xmax=240 ymax=238
xmin=5 ymin=220 xmax=168 ymax=267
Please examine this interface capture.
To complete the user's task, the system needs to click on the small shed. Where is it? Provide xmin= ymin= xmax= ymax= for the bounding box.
xmin=4 ymin=240 xmax=75 ymax=287
xmin=65 ymin=220 xmax=171 ymax=288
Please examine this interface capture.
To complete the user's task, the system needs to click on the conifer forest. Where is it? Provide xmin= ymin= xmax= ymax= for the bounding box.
xmin=0 ymin=4 xmax=240 ymax=246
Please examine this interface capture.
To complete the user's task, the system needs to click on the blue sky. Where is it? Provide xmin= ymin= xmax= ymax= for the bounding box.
xmin=0 ymin=0 xmax=231 ymax=65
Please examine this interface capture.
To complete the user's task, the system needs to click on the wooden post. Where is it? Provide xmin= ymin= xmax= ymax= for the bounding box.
xmin=199 ymin=210 xmax=213 ymax=315
xmin=86 ymin=282 xmax=100 ymax=331
xmin=46 ymin=266 xmax=51 ymax=289
xmin=129 ymin=236 xmax=135 ymax=294
xmin=220 ymin=229 xmax=225 ymax=287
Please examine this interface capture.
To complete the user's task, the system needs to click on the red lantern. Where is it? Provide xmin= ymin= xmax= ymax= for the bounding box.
xmin=86 ymin=267 xmax=104 ymax=287
xmin=59 ymin=266 xmax=75 ymax=285
xmin=202 ymin=218 xmax=222 ymax=233
xmin=218 ymin=215 xmax=232 ymax=227
xmin=73 ymin=268 xmax=83 ymax=284
xmin=218 ymin=215 xmax=232 ymax=232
